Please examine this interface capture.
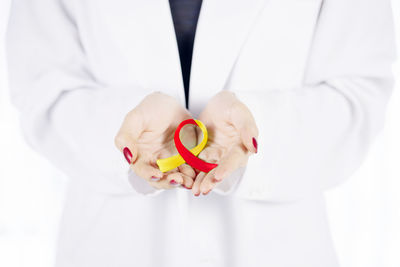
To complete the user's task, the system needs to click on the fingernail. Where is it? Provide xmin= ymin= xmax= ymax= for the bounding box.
xmin=252 ymin=138 xmax=258 ymax=153
xmin=170 ymin=180 xmax=179 ymax=185
xmin=151 ymin=176 xmax=160 ymax=181
xmin=203 ymin=189 xmax=211 ymax=195
xmin=194 ymin=193 xmax=200 ymax=197
xmin=123 ymin=147 xmax=133 ymax=164
xmin=212 ymin=178 xmax=221 ymax=183
xmin=182 ymin=185 xmax=192 ymax=190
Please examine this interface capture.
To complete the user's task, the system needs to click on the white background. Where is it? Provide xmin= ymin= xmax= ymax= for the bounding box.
xmin=0 ymin=1 xmax=399 ymax=266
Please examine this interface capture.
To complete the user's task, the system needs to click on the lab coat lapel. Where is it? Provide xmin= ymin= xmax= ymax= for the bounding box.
xmin=188 ymin=0 xmax=268 ymax=116
xmin=142 ymin=0 xmax=186 ymax=106
xmin=104 ymin=0 xmax=187 ymax=106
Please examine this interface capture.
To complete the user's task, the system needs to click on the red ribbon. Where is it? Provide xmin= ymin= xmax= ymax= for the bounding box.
xmin=174 ymin=119 xmax=218 ymax=173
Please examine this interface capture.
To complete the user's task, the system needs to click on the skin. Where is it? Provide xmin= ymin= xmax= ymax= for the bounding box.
xmin=115 ymin=92 xmax=197 ymax=189
xmin=114 ymin=91 xmax=258 ymax=194
xmin=192 ymin=91 xmax=259 ymax=195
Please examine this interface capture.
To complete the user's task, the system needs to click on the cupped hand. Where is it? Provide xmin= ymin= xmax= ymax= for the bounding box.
xmin=115 ymin=92 xmax=196 ymax=189
xmin=191 ymin=91 xmax=259 ymax=196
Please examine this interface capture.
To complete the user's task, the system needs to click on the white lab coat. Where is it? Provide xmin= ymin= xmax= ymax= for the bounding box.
xmin=6 ymin=0 xmax=396 ymax=266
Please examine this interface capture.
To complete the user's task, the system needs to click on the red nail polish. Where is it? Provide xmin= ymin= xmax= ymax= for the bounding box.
xmin=194 ymin=193 xmax=200 ymax=197
xmin=252 ymin=138 xmax=258 ymax=153
xmin=170 ymin=180 xmax=178 ymax=185
xmin=151 ymin=176 xmax=160 ymax=181
xmin=123 ymin=147 xmax=132 ymax=164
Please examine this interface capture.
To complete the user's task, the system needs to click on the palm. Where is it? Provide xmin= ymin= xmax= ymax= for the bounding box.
xmin=135 ymin=110 xmax=195 ymax=164
xmin=197 ymin=113 xmax=244 ymax=165
xmin=191 ymin=91 xmax=258 ymax=195
xmin=115 ymin=92 xmax=197 ymax=189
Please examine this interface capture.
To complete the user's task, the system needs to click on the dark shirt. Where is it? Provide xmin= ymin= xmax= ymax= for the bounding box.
xmin=169 ymin=0 xmax=203 ymax=108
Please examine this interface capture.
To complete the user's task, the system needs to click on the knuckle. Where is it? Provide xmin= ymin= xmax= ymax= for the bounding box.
xmin=114 ymin=133 xmax=125 ymax=148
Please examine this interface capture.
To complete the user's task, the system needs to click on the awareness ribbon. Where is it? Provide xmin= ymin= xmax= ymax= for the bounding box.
xmin=156 ymin=119 xmax=218 ymax=173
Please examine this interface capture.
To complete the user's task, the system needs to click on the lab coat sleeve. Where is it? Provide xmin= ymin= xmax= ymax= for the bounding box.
xmin=232 ymin=0 xmax=397 ymax=202
xmin=6 ymin=0 xmax=161 ymax=195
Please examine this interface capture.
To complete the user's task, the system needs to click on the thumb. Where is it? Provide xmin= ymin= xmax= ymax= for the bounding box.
xmin=230 ymin=101 xmax=259 ymax=154
xmin=114 ymin=132 xmax=139 ymax=164
xmin=114 ymin=110 xmax=144 ymax=164
xmin=239 ymin=125 xmax=259 ymax=154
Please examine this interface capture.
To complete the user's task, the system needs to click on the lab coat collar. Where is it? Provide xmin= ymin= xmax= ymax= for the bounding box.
xmin=188 ymin=0 xmax=268 ymax=116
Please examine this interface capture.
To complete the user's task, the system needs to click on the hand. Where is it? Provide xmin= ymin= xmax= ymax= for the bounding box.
xmin=115 ymin=92 xmax=196 ymax=189
xmin=191 ymin=91 xmax=259 ymax=196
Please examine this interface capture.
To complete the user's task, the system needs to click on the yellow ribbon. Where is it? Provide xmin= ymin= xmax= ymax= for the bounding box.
xmin=156 ymin=119 xmax=208 ymax=172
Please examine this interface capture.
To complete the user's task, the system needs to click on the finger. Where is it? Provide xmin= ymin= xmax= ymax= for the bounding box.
xmin=239 ymin=125 xmax=259 ymax=154
xmin=165 ymin=172 xmax=184 ymax=186
xmin=199 ymin=169 xmax=217 ymax=195
xmin=198 ymin=146 xmax=221 ymax=163
xmin=153 ymin=172 xmax=192 ymax=189
xmin=178 ymin=164 xmax=196 ymax=179
xmin=192 ymin=172 xmax=206 ymax=196
xmin=194 ymin=147 xmax=221 ymax=195
xmin=148 ymin=177 xmax=177 ymax=190
xmin=114 ymin=110 xmax=145 ymax=163
xmin=213 ymin=146 xmax=247 ymax=182
xmin=199 ymin=147 xmax=247 ymax=194
xmin=230 ymin=101 xmax=259 ymax=154
xmin=131 ymin=159 xmax=163 ymax=182
xmin=114 ymin=132 xmax=139 ymax=164
xmin=180 ymin=174 xmax=195 ymax=189
xmin=151 ymin=177 xmax=179 ymax=190
xmin=170 ymin=171 xmax=195 ymax=190
xmin=168 ymin=172 xmax=194 ymax=189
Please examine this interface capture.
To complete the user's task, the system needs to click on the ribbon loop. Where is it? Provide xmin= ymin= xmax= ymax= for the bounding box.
xmin=156 ymin=119 xmax=218 ymax=173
